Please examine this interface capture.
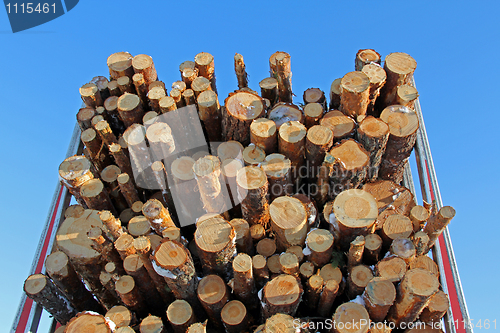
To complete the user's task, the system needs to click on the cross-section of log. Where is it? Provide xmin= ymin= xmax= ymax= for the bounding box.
xmin=410 ymin=255 xmax=439 ymax=278
xmin=329 ymin=78 xmax=342 ymax=110
xmin=267 ymin=254 xmax=282 ymax=276
xmin=250 ymin=118 xmax=277 ymax=155
xmin=317 ymin=279 xmax=340 ymax=318
xmin=80 ymin=179 xmax=116 ymax=214
xmin=279 ymin=252 xmax=299 ymax=276
xmin=197 ymin=274 xmax=229 ymax=329
xmin=117 ymin=173 xmax=140 ymax=208
xmin=236 ymin=166 xmax=270 ymax=226
xmin=233 ymin=253 xmax=257 ymax=309
xmin=123 ymin=124 xmax=152 ymax=176
xmin=187 ymin=322 xmax=207 ymax=333
xmin=181 ymin=88 xmax=195 ymax=105
xmin=361 ymin=63 xmax=387 ymax=116
xmin=263 ymin=313 xmax=296 ymax=333
xmin=378 ymin=52 xmax=417 ymax=109
xmin=380 ymin=214 xmax=413 ymax=247
xmin=145 ymin=122 xmax=175 ymax=162
xmin=59 ymin=155 xmax=94 ymax=207
xmin=229 ymin=219 xmax=253 ymax=255
xmin=306 ymin=229 xmax=334 ymax=267
xmin=117 ymin=93 xmax=145 ymax=127
xmin=234 ymin=53 xmax=249 ymax=90
xmin=98 ymin=210 xmax=123 ymax=242
xmin=412 ymin=231 xmax=430 ymax=257
xmin=261 ymin=274 xmax=303 ymax=319
xmin=387 ymin=268 xmax=439 ymax=327
xmin=356 ymin=116 xmax=389 ymax=181
xmin=45 ymin=251 xmax=102 ymax=312
xmin=242 ymin=145 xmax=265 ymax=166
xmin=299 ymin=261 xmax=315 ymax=282
xmin=347 ymin=264 xmax=373 ymax=298
xmin=424 ymin=205 xmax=456 ymax=249
xmin=396 ymin=84 xmax=419 ymax=109
xmin=347 ymin=235 xmax=365 ymax=269
xmin=375 ymin=256 xmax=407 ymax=284
xmin=304 ymin=88 xmax=327 ymax=109
xmin=65 ymin=204 xmax=84 ymax=219
xmin=80 ymin=83 xmax=103 ymax=108
xmin=340 ymin=71 xmax=370 ymax=118
xmin=390 ymin=238 xmax=416 ymax=264
xmin=91 ymin=76 xmax=110 ymax=101
xmin=331 ymin=189 xmax=377 ymax=249
xmin=355 ymin=49 xmax=381 ymax=71
xmin=364 ymin=233 xmax=383 ymax=264
xmin=306 ymin=125 xmax=333 ymax=179
xmin=218 ymin=140 xmax=244 ymax=162
xmin=362 ymin=277 xmax=396 ymax=322
xmin=259 ymin=77 xmax=278 ymax=106
xmin=224 ymin=91 xmax=266 ymax=145
xmin=140 ymin=315 xmax=165 ymax=333
xmin=305 ymin=274 xmax=323 ymax=310
xmin=167 ymin=300 xmax=196 ymax=333
xmin=256 ymin=238 xmax=276 ymax=258
xmin=198 ymin=90 xmax=222 ymax=142
xmin=106 ymin=305 xmax=135 ymax=328
xmin=195 ymin=217 xmax=236 ymax=279
xmin=409 ymin=205 xmax=429 ymax=233
xmin=332 ymin=302 xmax=371 ymax=333
xmin=142 ymin=198 xmax=175 ymax=235
xmin=195 ymin=52 xmax=217 ymax=93
xmin=269 ymin=196 xmax=308 ymax=251
xmin=267 ymin=103 xmax=303 ymax=129
xmin=132 ymin=54 xmax=157 ymax=87
xmin=319 ymin=110 xmax=356 ymax=142
xmin=77 ymin=107 xmax=95 ymax=131
xmin=108 ymin=81 xmax=121 ymax=97
xmin=252 ymin=254 xmax=269 ymax=288
xmin=329 ymin=140 xmax=369 ymax=197
xmin=117 ymin=76 xmax=134 ymax=94
xmin=159 ymin=96 xmax=177 ymax=114
xmin=278 ymin=120 xmax=307 ymax=169
xmin=170 ymin=88 xmax=184 ymax=109
xmin=68 ymin=312 xmax=117 ymax=333
xmin=304 ymin=103 xmax=324 ymax=128
xmin=221 ymin=300 xmax=248 ymax=333
xmin=269 ymin=51 xmax=293 ymax=103
xmin=191 ymin=76 xmax=211 ymax=98
xmin=148 ymin=86 xmax=166 ymax=113
xmin=181 ymin=68 xmax=198 ymax=89
xmin=133 ymin=73 xmax=150 ymax=108
xmin=419 ymin=290 xmax=449 ymax=324
xmin=108 ymin=52 xmax=134 ymax=80
xmin=24 ymin=274 xmax=77 ymax=324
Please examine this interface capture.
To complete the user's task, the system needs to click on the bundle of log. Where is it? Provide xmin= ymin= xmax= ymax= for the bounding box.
xmin=26 ymin=49 xmax=454 ymax=333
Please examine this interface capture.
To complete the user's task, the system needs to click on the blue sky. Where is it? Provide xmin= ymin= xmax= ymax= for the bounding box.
xmin=1 ymin=1 xmax=498 ymax=332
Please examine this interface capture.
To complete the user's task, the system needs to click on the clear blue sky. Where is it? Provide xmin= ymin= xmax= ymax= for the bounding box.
xmin=1 ymin=1 xmax=498 ymax=332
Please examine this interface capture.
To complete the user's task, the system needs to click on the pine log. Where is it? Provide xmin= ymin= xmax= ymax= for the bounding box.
xmin=363 ymin=277 xmax=396 ymax=322
xmin=256 ymin=238 xmax=276 ymax=258
xmin=234 ymin=53 xmax=248 ymax=89
xmin=364 ymin=233 xmax=383 ymax=264
xmin=87 ymin=226 xmax=122 ymax=267
xmin=419 ymin=290 xmax=449 ymax=324
xmin=387 ymin=268 xmax=439 ymax=327
xmin=252 ymin=254 xmax=269 ymax=289
xmin=141 ymin=198 xmax=175 ymax=235
xmin=114 ymin=233 xmax=136 ymax=260
xmin=347 ymin=264 xmax=373 ymax=298
xmin=59 ymin=155 xmax=94 ymax=207
xmin=263 ymin=313 xmax=296 ymax=333
xmin=24 ymin=274 xmax=78 ymax=324
xmin=145 ymin=122 xmax=175 ymax=161
xmin=80 ymin=179 xmax=116 ymax=214
xmin=148 ymin=86 xmax=167 ymax=112
xmin=77 ymin=107 xmax=95 ymax=131
xmin=412 ymin=231 xmax=431 ymax=257
xmin=390 ymin=238 xmax=416 ymax=264
xmin=170 ymin=88 xmax=185 ymax=109
xmin=95 ymin=119 xmax=119 ymax=147
xmin=192 ymin=76 xmax=212 ymax=98
xmin=267 ymin=254 xmax=282 ymax=276
xmin=195 ymin=216 xmax=236 ymax=279
xmin=115 ymin=275 xmax=146 ymax=317
xmin=278 ymin=120 xmax=307 ymax=172
xmin=424 ymin=206 xmax=456 ymax=249
xmin=356 ymin=116 xmax=389 ymax=181
xmin=159 ymin=96 xmax=177 ymax=114
xmin=340 ymin=71 xmax=370 ymax=118
xmin=236 ymin=166 xmax=270 ymax=227
xmin=303 ymin=88 xmax=327 ymax=110
xmin=233 ymin=253 xmax=257 ymax=309
xmin=410 ymin=255 xmax=440 ymax=278
xmin=104 ymin=96 xmax=126 ymax=134
xmin=409 ymin=205 xmax=430 ymax=233
xmin=330 ymin=189 xmax=377 ymax=249
xmin=378 ymin=52 xmax=417 ymax=109
xmin=218 ymin=140 xmax=244 ymax=162
xmin=108 ymin=52 xmax=134 ymax=80
xmin=117 ymin=76 xmax=134 ymax=94
xmin=304 ymin=103 xmax=324 ymax=128
xmin=197 ymin=274 xmax=229 ymax=329
xmin=198 ymin=90 xmax=222 ymax=142
xmin=132 ymin=73 xmax=150 ymax=108
xmin=300 ymin=261 xmax=315 ymax=282
xmin=117 ymin=93 xmax=144 ymax=127
xmin=375 ymin=256 xmax=407 ymax=283
xmin=332 ymin=302 xmax=371 ymax=333
xmin=320 ymin=110 xmax=357 ymax=142
xmin=293 ymin=193 xmax=318 ymax=229
xmin=347 ymin=235 xmax=365 ymax=269
xmin=167 ymin=300 xmax=197 ymax=333
xmin=229 ymin=218 xmax=254 ymax=255
xmin=143 ymin=110 xmax=158 ymax=125
xmin=123 ymin=123 xmax=152 ymax=176
xmin=140 ymin=315 xmax=166 ymax=333
xmin=306 ymin=125 xmax=333 ymax=180
xmin=315 ymin=153 xmax=335 ymax=207
xmin=117 ymin=173 xmax=139 ymax=208
xmin=318 ymin=279 xmax=340 ymax=318
xmin=80 ymin=83 xmax=103 ymax=108
xmin=187 ymin=322 xmax=207 ymax=333
xmin=183 ymin=89 xmax=196 ymax=105
xmin=262 ymin=274 xmax=303 ymax=319
xmin=329 ymin=78 xmax=342 ymax=110
xmin=195 ymin=52 xmax=217 ymax=93
xmin=132 ymin=54 xmax=157 ymax=87
xmin=221 ymin=300 xmax=248 ymax=333
xmin=106 ymin=305 xmax=135 ymax=328
xmin=305 ymin=274 xmax=323 ymax=310
xmin=396 ymin=84 xmax=419 ymax=109
xmin=224 ymin=91 xmax=266 ymax=145
xmin=259 ymin=77 xmax=278 ymax=106
xmin=65 ymin=205 xmax=85 ymax=219
xmin=179 ymin=60 xmax=196 ymax=74
xmin=267 ymin=103 xmax=303 ymax=129
xmin=181 ymin=69 xmax=198 ymax=92
xmin=101 ymin=164 xmax=121 ymax=189
xmin=250 ymin=223 xmax=266 ymax=242
xmin=279 ymin=252 xmax=299 ymax=276
xmin=306 ymin=229 xmax=334 ymax=267
xmin=269 ymin=196 xmax=308 ymax=251
xmin=380 ymin=214 xmax=413 ymax=248
xmin=242 ymin=145 xmax=266 ymax=166
xmin=355 ymin=49 xmax=382 ymax=71
xmin=108 ymin=80 xmax=121 ymax=97
xmin=269 ymin=51 xmax=293 ymax=103
xmin=250 ymin=118 xmax=277 ymax=155
xmin=97 ymin=210 xmax=123 ymax=242
xmin=115 ymin=328 xmax=136 ymax=333
xmin=67 ymin=312 xmax=117 ymax=333
xmin=91 ymin=76 xmax=110 ymax=102
xmin=329 ymin=140 xmax=369 ymax=197
xmin=220 ymin=158 xmax=243 ymax=217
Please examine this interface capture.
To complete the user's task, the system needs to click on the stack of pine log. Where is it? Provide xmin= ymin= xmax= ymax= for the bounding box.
xmin=23 ymin=49 xmax=455 ymax=333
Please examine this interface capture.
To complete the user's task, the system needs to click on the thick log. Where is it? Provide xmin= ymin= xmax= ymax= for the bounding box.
xmin=304 ymin=103 xmax=324 ymax=128
xmin=293 ymin=193 xmax=318 ymax=229
xmin=267 ymin=103 xmax=303 ymax=129
xmin=108 ymin=52 xmax=134 ymax=79
xmin=195 ymin=52 xmax=217 ymax=93
xmin=419 ymin=290 xmax=449 ymax=324
xmin=378 ymin=52 xmax=417 ymax=109
xmin=329 ymin=140 xmax=369 ymax=197
xmin=380 ymin=214 xmax=413 ymax=248
xmin=195 ymin=216 xmax=236 ymax=279
xmin=117 ymin=76 xmax=134 ymax=94
xmin=259 ymin=77 xmax=278 ymax=106
xmin=167 ymin=300 xmax=197 ymax=333
xmin=197 ymin=274 xmax=229 ymax=329
xmin=387 ymin=269 xmax=439 ymax=327
xmin=363 ymin=277 xmax=396 ymax=322
xmin=256 ymin=238 xmax=276 ymax=258
xmin=424 ymin=206 xmax=456 ymax=249
xmin=229 ymin=218 xmax=254 ymax=255
xmin=356 ymin=116 xmax=389 ymax=181
xmin=198 ymin=90 xmax=222 ymax=142
xmin=262 ymin=153 xmax=293 ymax=200
xmin=252 ymin=254 xmax=269 ymax=289
xmin=340 ymin=71 xmax=370 ymax=118
xmin=106 ymin=305 xmax=135 ymax=328
xmin=347 ymin=235 xmax=365 ymax=269
xmin=364 ymin=233 xmax=383 ymax=264
xmin=233 ymin=253 xmax=257 ymax=309
xmin=318 ymin=279 xmax=340 ymax=318
xmin=127 ymin=216 xmax=150 ymax=237
xmin=222 ymin=300 xmax=248 ymax=333
xmin=236 ymin=166 xmax=270 ymax=227
xmin=269 ymin=196 xmax=308 ymax=251
xmin=263 ymin=313 xmax=296 ymax=333
xmin=218 ymin=140 xmax=244 ymax=162
xmin=306 ymin=125 xmax=333 ymax=179
xmin=320 ymin=110 xmax=356 ymax=142
xmin=355 ymin=49 xmax=382 ymax=71
xmin=66 ymin=312 xmax=116 ymax=333
xmin=262 ymin=274 xmax=302 ymax=319
xmin=234 ymin=53 xmax=248 ymax=89
xmin=159 ymin=96 xmax=177 ymax=113
xmin=224 ymin=91 xmax=266 ymax=145
xmin=250 ymin=118 xmax=277 ymax=155
xmin=306 ymin=229 xmax=334 ymax=267
xmin=242 ymin=145 xmax=266 ymax=166
xmin=24 ymin=274 xmax=77 ymax=324
xmin=331 ymin=302 xmax=370 ymax=333
xmin=80 ymin=83 xmax=103 ymax=108
xmin=330 ymin=189 xmax=377 ymax=249
xmin=375 ymin=256 xmax=407 ymax=283
xmin=269 ymin=51 xmax=292 ymax=103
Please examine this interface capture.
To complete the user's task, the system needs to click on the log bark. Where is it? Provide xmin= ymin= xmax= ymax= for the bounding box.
xmin=329 ymin=78 xmax=342 ymax=110
xmin=363 ymin=277 xmax=396 ymax=322
xmin=192 ymin=76 xmax=212 ymax=98
xmin=197 ymin=274 xmax=229 ymax=329
xmin=148 ymin=86 xmax=167 ymax=113
xmin=303 ymin=88 xmax=327 ymax=110
xmin=195 ymin=216 xmax=236 ymax=279
xmin=167 ymin=300 xmax=197 ymax=333
xmin=412 ymin=231 xmax=430 ymax=257
xmin=361 ymin=63 xmax=387 ymax=116
xmin=390 ymin=238 xmax=416 ymax=264
xmin=221 ymin=300 xmax=248 ymax=333
xmin=375 ymin=256 xmax=407 ymax=283
xmin=256 ymin=238 xmax=276 ymax=258
xmin=364 ymin=233 xmax=383 ymax=264
xmin=105 ymin=305 xmax=135 ymax=328
xmin=234 ymin=53 xmax=249 ymax=89
xmin=80 ymin=179 xmax=117 ymax=214
xmin=233 ymin=253 xmax=257 ymax=309
xmin=117 ymin=93 xmax=144 ymax=127
xmin=108 ymin=80 xmax=121 ymax=97
xmin=396 ymin=84 xmax=419 ymax=109
xmin=320 ymin=110 xmax=356 ymax=142
xmin=306 ymin=125 xmax=333 ymax=180
xmin=270 ymin=51 xmax=293 ymax=103
xmin=347 ymin=264 xmax=373 ymax=298
xmin=132 ymin=73 xmax=150 ymax=108
xmin=306 ymin=229 xmax=334 ymax=267
xmin=317 ymin=279 xmax=340 ymax=318
xmin=339 ymin=71 xmax=370 ymax=118
xmin=117 ymin=173 xmax=140 ymax=208
xmin=424 ymin=206 xmax=456 ymax=249
xmin=356 ymin=116 xmax=389 ymax=181
xmin=140 ymin=315 xmax=166 ymax=333
xmin=380 ymin=214 xmax=413 ymax=248
xmin=195 ymin=52 xmax=217 ymax=93
xmin=259 ymin=77 xmax=278 ymax=106
xmin=347 ymin=235 xmax=365 ymax=269
xmin=81 ymin=128 xmax=109 ymax=175
xmin=377 ymin=52 xmax=417 ymax=109
xmin=229 ymin=218 xmax=254 ymax=255
xmin=262 ymin=274 xmax=302 ymax=319
xmin=269 ymin=196 xmax=308 ymax=251
xmin=419 ymin=290 xmax=449 ymax=324
xmin=305 ymin=274 xmax=323 ymax=310
xmin=80 ymin=83 xmax=103 ymax=108
xmin=117 ymin=76 xmax=135 ymax=94
xmin=242 ymin=145 xmax=266 ymax=166
xmin=198 ymin=90 xmax=222 ymax=143
xmin=24 ymin=274 xmax=78 ymax=324
xmin=108 ymin=52 xmax=134 ymax=80
xmin=315 ymin=153 xmax=336 ymax=207
xmin=236 ymin=166 xmax=270 ymax=227
xmin=387 ymin=268 xmax=439 ymax=328
xmin=331 ymin=302 xmax=371 ymax=333
xmin=142 ymin=198 xmax=176 ymax=235
xmin=115 ymin=275 xmax=146 ymax=317
xmin=304 ymin=103 xmax=324 ymax=128
xmin=330 ymin=189 xmax=377 ymax=249
xmin=132 ymin=54 xmax=157 ymax=86
xmin=59 ymin=155 xmax=94 ymax=207
xmin=104 ymin=95 xmax=127 ymax=134
xmin=252 ymin=254 xmax=269 ymax=289
xmin=267 ymin=103 xmax=303 ymax=129
xmin=355 ymin=49 xmax=381 ymax=71
xmin=250 ymin=118 xmax=277 ymax=155
xmin=224 ymin=91 xmax=266 ymax=145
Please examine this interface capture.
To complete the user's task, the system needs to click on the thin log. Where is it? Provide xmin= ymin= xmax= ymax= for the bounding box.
xmin=299 ymin=261 xmax=315 ymax=282
xmin=329 ymin=78 xmax=342 ymax=110
xmin=148 ymin=86 xmax=166 ymax=113
xmin=355 ymin=49 xmax=382 ymax=71
xmin=142 ymin=198 xmax=176 ymax=235
xmin=117 ymin=173 xmax=140 ymax=208
xmin=320 ymin=110 xmax=356 ymax=142
xmin=250 ymin=118 xmax=277 ymax=155
xmin=356 ymin=116 xmax=389 ymax=181
xmin=306 ymin=125 xmax=333 ymax=180
xmin=233 ymin=253 xmax=257 ymax=309
xmin=115 ymin=275 xmax=147 ymax=317
xmin=278 ymin=120 xmax=307 ymax=172
xmin=303 ymin=87 xmax=327 ymax=110
xmin=380 ymin=214 xmax=413 ymax=248
xmin=117 ymin=93 xmax=144 ymax=127
xmin=108 ymin=80 xmax=121 ymax=97
xmin=250 ymin=224 xmax=266 ymax=243
xmin=195 ymin=52 xmax=217 ymax=93
xmin=117 ymin=76 xmax=134 ymax=94
xmin=279 ymin=252 xmax=299 ymax=276
xmin=259 ymin=77 xmax=278 ymax=106
xmin=104 ymin=96 xmax=126 ymax=134
xmin=132 ymin=54 xmax=157 ymax=86
xmin=347 ymin=235 xmax=365 ymax=269
xmin=66 ymin=312 xmax=115 ymax=333
xmin=106 ymin=305 xmax=135 ymax=328
xmin=263 ymin=314 xmax=296 ymax=332
xmin=317 ymin=279 xmax=340 ymax=318
xmin=198 ymin=90 xmax=222 ymax=142
xmin=140 ymin=315 xmax=166 ymax=333
xmin=236 ymin=166 xmax=270 ymax=227
xmin=193 ymin=155 xmax=230 ymax=216
xmin=183 ymin=88 xmax=196 ymax=105
xmin=270 ymin=51 xmax=292 ymax=103
xmin=269 ymin=196 xmax=308 ymax=251
xmin=95 ymin=120 xmax=119 ymax=146
xmin=305 ymin=274 xmax=323 ymax=310
xmin=340 ymin=71 xmax=370 ymax=118
xmin=114 ymin=233 xmax=136 ymax=259
xmin=170 ymin=88 xmax=185 ymax=109
xmin=424 ymin=206 xmax=456 ymax=249
xmin=378 ymin=52 xmax=417 ymax=109
xmin=80 ymin=83 xmax=103 ymax=108
xmin=304 ymin=103 xmax=324 ymax=128
xmin=412 ymin=231 xmax=430 ymax=256
xmin=256 ymin=238 xmax=276 ymax=258
xmin=80 ymin=179 xmax=116 ymax=214
xmin=262 ymin=153 xmax=293 ymax=200
xmin=229 ymin=218 xmax=254 ymax=255
xmin=234 ymin=53 xmax=248 ymax=89
xmin=159 ymin=96 xmax=177 ymax=113
xmin=364 ymin=233 xmax=383 ymax=264
xmin=59 ymin=155 xmax=94 ymax=207
xmin=132 ymin=73 xmax=149 ymax=108
xmin=242 ymin=145 xmax=266 ymax=166
xmin=306 ymin=229 xmax=334 ymax=267
xmin=390 ymin=238 xmax=416 ymax=264
xmin=252 ymin=254 xmax=269 ymax=289
xmin=419 ymin=290 xmax=449 ymax=324
xmin=267 ymin=102 xmax=303 ymax=129
xmin=77 ymin=107 xmax=95 ymax=131
xmin=363 ymin=277 xmax=396 ymax=322
xmin=410 ymin=255 xmax=440 ymax=278
xmin=396 ymin=84 xmax=419 ymax=109
xmin=192 ymin=76 xmax=212 ymax=98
